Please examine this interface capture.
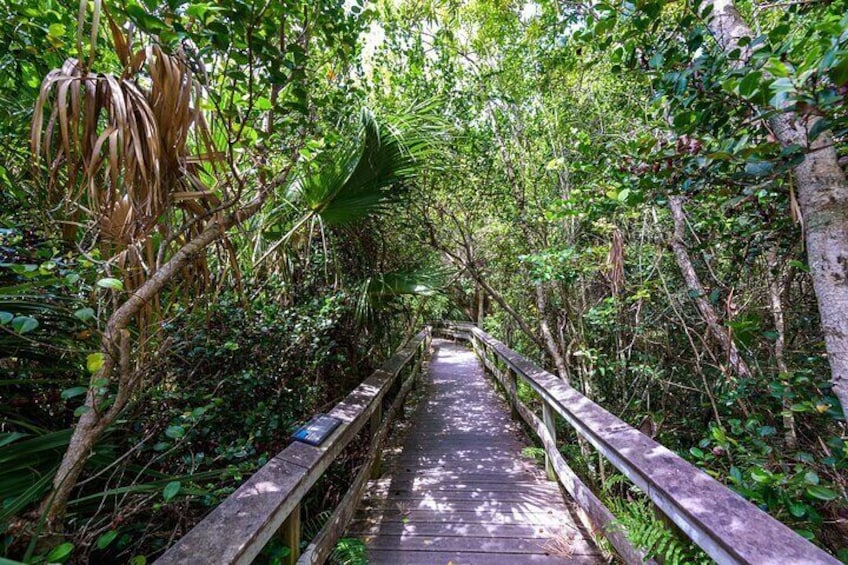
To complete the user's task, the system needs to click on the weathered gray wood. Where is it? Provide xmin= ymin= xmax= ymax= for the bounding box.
xmin=543 ymin=401 xmax=557 ymax=482
xmin=281 ymin=502 xmax=301 ymax=565
xmin=356 ymin=507 xmax=581 ymax=526
xmin=155 ymin=330 xmax=430 ymax=565
xmin=348 ymin=340 xmax=602 ymax=564
xmin=446 ymin=323 xmax=840 ymax=565
xmin=365 ymin=550 xmax=599 ymax=564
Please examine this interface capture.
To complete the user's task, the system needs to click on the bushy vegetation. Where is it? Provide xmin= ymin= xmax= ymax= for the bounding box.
xmin=1 ymin=0 xmax=846 ymax=563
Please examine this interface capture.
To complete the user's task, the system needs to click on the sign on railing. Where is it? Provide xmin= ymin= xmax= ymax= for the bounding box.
xmin=439 ymin=322 xmax=838 ymax=565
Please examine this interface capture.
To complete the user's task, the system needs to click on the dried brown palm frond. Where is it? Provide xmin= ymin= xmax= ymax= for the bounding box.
xmin=30 ymin=19 xmax=240 ymax=332
xmin=30 ymin=20 xmax=236 ymax=295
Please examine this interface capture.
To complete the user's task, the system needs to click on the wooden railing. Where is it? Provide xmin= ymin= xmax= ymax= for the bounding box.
xmin=155 ymin=328 xmax=431 ymax=565
xmin=438 ymin=322 xmax=838 ymax=565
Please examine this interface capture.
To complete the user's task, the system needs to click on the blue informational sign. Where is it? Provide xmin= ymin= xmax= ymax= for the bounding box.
xmin=292 ymin=414 xmax=343 ymax=446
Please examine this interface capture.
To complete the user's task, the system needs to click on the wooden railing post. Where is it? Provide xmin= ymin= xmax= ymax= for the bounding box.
xmin=281 ymin=503 xmax=301 ymax=565
xmin=542 ymin=401 xmax=557 ymax=481
xmin=370 ymin=403 xmax=383 ymax=479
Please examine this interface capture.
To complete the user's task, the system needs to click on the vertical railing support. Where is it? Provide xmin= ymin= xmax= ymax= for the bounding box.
xmin=542 ymin=401 xmax=557 ymax=481
xmin=508 ymin=369 xmax=519 ymax=420
xmin=370 ymin=403 xmax=383 ymax=479
xmin=281 ymin=503 xmax=301 ymax=565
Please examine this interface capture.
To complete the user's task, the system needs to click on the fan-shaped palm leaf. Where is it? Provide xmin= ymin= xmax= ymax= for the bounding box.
xmin=256 ymin=104 xmax=445 ymax=266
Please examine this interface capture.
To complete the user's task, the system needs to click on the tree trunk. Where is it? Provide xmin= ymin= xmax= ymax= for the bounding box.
xmin=766 ymin=247 xmax=799 ymax=449
xmin=669 ymin=196 xmax=753 ymax=379
xmin=703 ymin=0 xmax=848 ymax=421
xmin=536 ymin=284 xmax=569 ymax=382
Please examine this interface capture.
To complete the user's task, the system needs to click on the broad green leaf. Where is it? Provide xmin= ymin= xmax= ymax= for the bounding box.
xmin=96 ymin=530 xmax=119 ymax=550
xmin=45 ymin=542 xmax=74 ymax=563
xmin=165 ymin=425 xmax=185 ymax=439
xmin=0 ymin=311 xmax=12 ymax=325
xmin=74 ymin=308 xmax=95 ymax=322
xmin=97 ymin=278 xmax=124 ymax=291
xmin=87 ymin=353 xmax=105 ymax=373
xmin=750 ymin=467 xmax=770 ymax=483
xmin=805 ymin=485 xmax=837 ymax=501
xmin=11 ymin=316 xmax=38 ymax=334
xmin=738 ymin=71 xmax=762 ymax=98
xmin=163 ymin=481 xmax=181 ymax=502
xmin=61 ymin=387 xmax=87 ymax=400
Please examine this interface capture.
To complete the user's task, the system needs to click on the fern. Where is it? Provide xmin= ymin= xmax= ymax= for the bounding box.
xmin=330 ymin=538 xmax=368 ymax=565
xmin=602 ymin=476 xmax=710 ymax=565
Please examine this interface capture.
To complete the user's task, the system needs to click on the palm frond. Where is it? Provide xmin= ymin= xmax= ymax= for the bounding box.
xmin=256 ymin=105 xmax=445 ymax=267
xmin=355 ymin=268 xmax=447 ymax=324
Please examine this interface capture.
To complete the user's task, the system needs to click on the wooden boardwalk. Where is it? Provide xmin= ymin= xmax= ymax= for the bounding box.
xmin=346 ymin=339 xmax=603 ymax=564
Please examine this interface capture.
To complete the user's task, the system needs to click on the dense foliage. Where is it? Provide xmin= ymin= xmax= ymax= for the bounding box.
xmin=1 ymin=0 xmax=846 ymax=563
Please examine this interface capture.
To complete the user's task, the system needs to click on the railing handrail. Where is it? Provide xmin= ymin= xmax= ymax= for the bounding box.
xmin=155 ymin=328 xmax=431 ymax=565
xmin=440 ymin=321 xmax=838 ymax=565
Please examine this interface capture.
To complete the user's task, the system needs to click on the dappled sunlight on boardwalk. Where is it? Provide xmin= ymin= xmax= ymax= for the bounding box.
xmin=346 ymin=339 xmax=602 ymax=564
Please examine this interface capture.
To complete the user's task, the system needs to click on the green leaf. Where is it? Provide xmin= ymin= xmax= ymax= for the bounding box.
xmin=163 ymin=481 xmax=181 ymax=502
xmin=97 ymin=278 xmax=124 ymax=291
xmin=128 ymin=557 xmax=147 ymax=565
xmin=805 ymin=485 xmax=838 ymax=501
xmin=738 ymin=71 xmax=762 ymax=98
xmin=750 ymin=467 xmax=770 ymax=483
xmin=0 ymin=311 xmax=12 ymax=325
xmin=96 ymin=530 xmax=119 ymax=550
xmin=788 ymin=501 xmax=806 ymax=518
xmin=648 ymin=51 xmax=664 ymax=69
xmin=165 ymin=425 xmax=185 ymax=439
xmin=74 ymin=308 xmax=95 ymax=322
xmin=744 ymin=160 xmax=773 ymax=177
xmin=61 ymin=387 xmax=87 ymax=400
xmin=11 ymin=316 xmax=38 ymax=334
xmin=788 ymin=259 xmax=809 ymax=273
xmin=87 ymin=353 xmax=105 ymax=373
xmin=74 ymin=405 xmax=91 ymax=417
xmin=47 ymin=23 xmax=66 ymax=38
xmin=45 ymin=542 xmax=74 ymax=563
xmin=689 ymin=447 xmax=704 ymax=459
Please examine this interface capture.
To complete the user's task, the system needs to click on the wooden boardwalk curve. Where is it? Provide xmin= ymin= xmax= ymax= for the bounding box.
xmin=346 ymin=338 xmax=603 ymax=564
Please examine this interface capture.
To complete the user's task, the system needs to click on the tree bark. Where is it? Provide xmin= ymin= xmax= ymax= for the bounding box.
xmin=669 ymin=196 xmax=753 ymax=379
xmin=536 ymin=284 xmax=570 ymax=382
xmin=766 ymin=247 xmax=799 ymax=449
xmin=702 ymin=0 xmax=848 ymax=421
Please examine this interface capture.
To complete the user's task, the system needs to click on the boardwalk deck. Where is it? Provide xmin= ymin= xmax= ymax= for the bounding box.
xmin=346 ymin=339 xmax=603 ymax=564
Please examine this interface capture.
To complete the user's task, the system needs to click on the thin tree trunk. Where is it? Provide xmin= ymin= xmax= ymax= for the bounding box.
xmin=669 ymin=196 xmax=753 ymax=379
xmin=702 ymin=0 xmax=848 ymax=421
xmin=766 ymin=247 xmax=799 ymax=449
xmin=536 ymin=284 xmax=569 ymax=382
xmin=476 ymin=284 xmax=485 ymax=327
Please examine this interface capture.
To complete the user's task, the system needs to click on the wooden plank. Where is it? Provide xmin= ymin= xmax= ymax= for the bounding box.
xmin=458 ymin=324 xmax=839 ymax=565
xmin=365 ymin=549 xmax=598 ymax=564
xmin=361 ymin=534 xmax=597 ymax=555
xmin=348 ymin=519 xmax=572 ymax=539
xmin=356 ymin=507 xmax=582 ymax=526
